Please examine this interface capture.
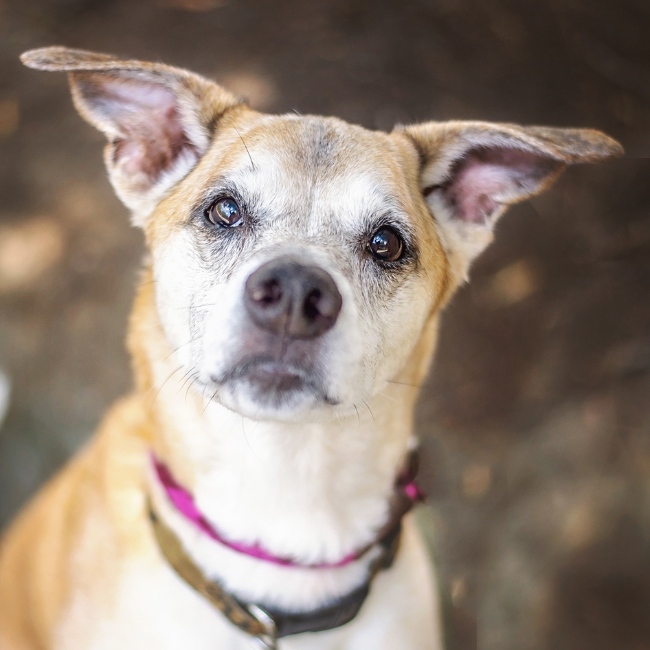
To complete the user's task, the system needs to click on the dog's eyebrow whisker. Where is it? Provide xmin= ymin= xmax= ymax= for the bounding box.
xmin=233 ymin=125 xmax=256 ymax=171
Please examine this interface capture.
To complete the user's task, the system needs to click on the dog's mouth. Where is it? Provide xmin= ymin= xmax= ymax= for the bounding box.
xmin=220 ymin=357 xmax=313 ymax=393
xmin=211 ymin=355 xmax=339 ymax=414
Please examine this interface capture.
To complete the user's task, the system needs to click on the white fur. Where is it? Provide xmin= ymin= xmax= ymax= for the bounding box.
xmin=139 ymin=303 xmax=427 ymax=596
xmin=57 ymin=514 xmax=441 ymax=650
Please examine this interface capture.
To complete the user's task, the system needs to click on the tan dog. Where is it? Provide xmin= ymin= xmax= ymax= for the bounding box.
xmin=0 ymin=47 xmax=622 ymax=650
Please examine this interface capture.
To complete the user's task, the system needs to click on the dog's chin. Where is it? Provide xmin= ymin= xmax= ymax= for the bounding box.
xmin=212 ymin=362 xmax=337 ymax=422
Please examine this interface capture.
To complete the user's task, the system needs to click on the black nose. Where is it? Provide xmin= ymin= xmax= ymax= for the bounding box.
xmin=244 ymin=259 xmax=343 ymax=339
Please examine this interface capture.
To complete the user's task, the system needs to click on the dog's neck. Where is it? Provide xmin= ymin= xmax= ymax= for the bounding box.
xmin=153 ymin=384 xmax=416 ymax=560
xmin=130 ymin=272 xmax=435 ymax=606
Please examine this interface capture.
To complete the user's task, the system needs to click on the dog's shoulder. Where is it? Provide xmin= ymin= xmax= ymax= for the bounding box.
xmin=0 ymin=395 xmax=152 ymax=649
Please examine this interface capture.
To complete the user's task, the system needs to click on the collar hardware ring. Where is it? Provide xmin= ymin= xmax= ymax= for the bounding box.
xmin=248 ymin=604 xmax=278 ymax=650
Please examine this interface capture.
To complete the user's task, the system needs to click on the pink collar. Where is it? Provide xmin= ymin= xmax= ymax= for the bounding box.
xmin=151 ymin=453 xmax=425 ymax=570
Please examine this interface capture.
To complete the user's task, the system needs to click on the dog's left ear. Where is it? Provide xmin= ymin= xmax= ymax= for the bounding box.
xmin=21 ymin=47 xmax=240 ymax=225
xmin=400 ymin=121 xmax=623 ymax=281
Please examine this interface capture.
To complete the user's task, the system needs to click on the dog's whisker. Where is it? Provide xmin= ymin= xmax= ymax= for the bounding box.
xmin=175 ymin=368 xmax=194 ymax=394
xmin=149 ymin=364 xmax=184 ymax=407
xmin=240 ymin=418 xmax=262 ymax=461
xmin=386 ymin=380 xmax=422 ymax=389
xmin=183 ymin=373 xmax=200 ymax=404
xmin=362 ymin=400 xmax=376 ymax=424
xmin=161 ymin=336 xmax=203 ymax=363
xmin=174 ymin=304 xmax=216 ymax=311
xmin=140 ymin=323 xmax=165 ymax=332
xmin=233 ymin=125 xmax=256 ymax=171
xmin=202 ymin=388 xmax=218 ymax=415
xmin=176 ymin=369 xmax=199 ymax=401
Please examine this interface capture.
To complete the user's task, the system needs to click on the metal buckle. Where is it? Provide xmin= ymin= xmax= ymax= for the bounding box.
xmin=248 ymin=604 xmax=278 ymax=650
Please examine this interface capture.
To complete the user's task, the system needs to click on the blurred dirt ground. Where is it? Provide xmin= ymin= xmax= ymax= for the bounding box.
xmin=1 ymin=1 xmax=649 ymax=649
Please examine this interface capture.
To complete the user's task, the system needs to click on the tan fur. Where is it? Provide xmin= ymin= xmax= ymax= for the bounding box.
xmin=0 ymin=47 xmax=622 ymax=650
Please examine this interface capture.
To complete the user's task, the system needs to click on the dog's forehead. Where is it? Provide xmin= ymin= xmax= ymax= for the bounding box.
xmin=239 ymin=114 xmax=409 ymax=174
xmin=208 ymin=113 xmax=420 ymax=222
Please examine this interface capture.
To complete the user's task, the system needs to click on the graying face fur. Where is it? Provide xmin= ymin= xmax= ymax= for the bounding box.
xmin=154 ymin=116 xmax=441 ymax=422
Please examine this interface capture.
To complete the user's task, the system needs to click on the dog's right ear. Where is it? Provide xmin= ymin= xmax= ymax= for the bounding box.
xmin=21 ymin=47 xmax=240 ymax=225
xmin=400 ymin=121 xmax=623 ymax=284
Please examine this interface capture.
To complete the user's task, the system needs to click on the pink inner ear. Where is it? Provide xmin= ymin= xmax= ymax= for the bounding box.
xmin=438 ymin=146 xmax=560 ymax=224
xmin=449 ymin=161 xmax=504 ymax=224
xmin=81 ymin=74 xmax=196 ymax=186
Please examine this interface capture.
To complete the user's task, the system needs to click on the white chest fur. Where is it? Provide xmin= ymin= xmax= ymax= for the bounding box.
xmin=56 ymin=514 xmax=442 ymax=650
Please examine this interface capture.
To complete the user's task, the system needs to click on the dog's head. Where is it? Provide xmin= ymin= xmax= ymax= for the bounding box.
xmin=22 ymin=48 xmax=622 ymax=423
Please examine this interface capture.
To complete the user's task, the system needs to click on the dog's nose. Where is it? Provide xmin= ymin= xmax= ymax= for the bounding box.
xmin=244 ymin=259 xmax=342 ymax=339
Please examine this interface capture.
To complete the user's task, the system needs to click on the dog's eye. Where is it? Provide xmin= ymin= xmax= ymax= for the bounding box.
xmin=368 ymin=227 xmax=403 ymax=262
xmin=207 ymin=197 xmax=242 ymax=227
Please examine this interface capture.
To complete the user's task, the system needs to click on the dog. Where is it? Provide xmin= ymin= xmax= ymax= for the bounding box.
xmin=0 ymin=47 xmax=622 ymax=650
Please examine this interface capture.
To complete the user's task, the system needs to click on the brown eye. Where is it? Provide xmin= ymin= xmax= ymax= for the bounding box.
xmin=368 ymin=227 xmax=403 ymax=262
xmin=207 ymin=197 xmax=242 ymax=227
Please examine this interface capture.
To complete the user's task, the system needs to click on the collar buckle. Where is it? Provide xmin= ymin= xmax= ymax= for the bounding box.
xmin=248 ymin=604 xmax=278 ymax=650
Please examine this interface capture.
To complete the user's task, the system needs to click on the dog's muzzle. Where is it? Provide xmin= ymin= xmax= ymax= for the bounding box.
xmin=244 ymin=258 xmax=342 ymax=340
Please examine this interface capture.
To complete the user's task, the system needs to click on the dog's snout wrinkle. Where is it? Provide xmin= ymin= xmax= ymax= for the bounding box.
xmin=245 ymin=259 xmax=342 ymax=340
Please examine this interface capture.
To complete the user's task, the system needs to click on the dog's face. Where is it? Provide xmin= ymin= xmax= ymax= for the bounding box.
xmin=22 ymin=48 xmax=623 ymax=423
xmin=150 ymin=113 xmax=448 ymax=420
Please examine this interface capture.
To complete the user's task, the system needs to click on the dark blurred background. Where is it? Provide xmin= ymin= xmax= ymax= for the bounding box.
xmin=1 ymin=1 xmax=649 ymax=648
